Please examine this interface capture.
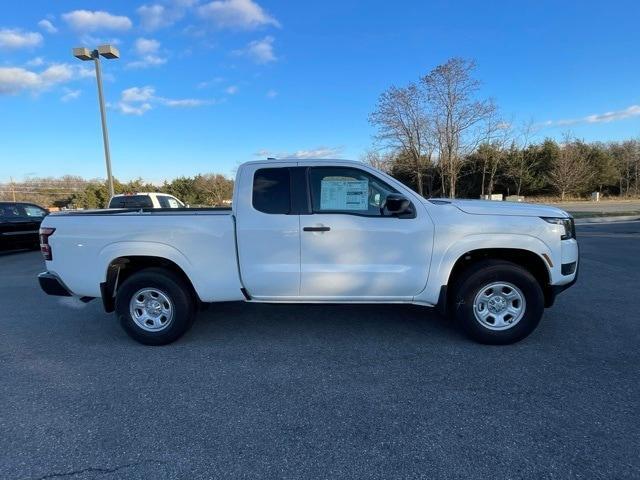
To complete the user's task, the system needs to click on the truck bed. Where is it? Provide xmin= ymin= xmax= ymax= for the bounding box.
xmin=44 ymin=208 xmax=243 ymax=302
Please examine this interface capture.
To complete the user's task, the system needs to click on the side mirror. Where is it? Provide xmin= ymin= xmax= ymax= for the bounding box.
xmin=384 ymin=193 xmax=411 ymax=216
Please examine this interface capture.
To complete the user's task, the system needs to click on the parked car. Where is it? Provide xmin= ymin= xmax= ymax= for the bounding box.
xmin=108 ymin=192 xmax=185 ymax=209
xmin=37 ymin=159 xmax=578 ymax=346
xmin=0 ymin=202 xmax=48 ymax=250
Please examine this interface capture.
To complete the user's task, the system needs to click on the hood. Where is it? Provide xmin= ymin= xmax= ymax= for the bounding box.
xmin=427 ymin=198 xmax=570 ymax=218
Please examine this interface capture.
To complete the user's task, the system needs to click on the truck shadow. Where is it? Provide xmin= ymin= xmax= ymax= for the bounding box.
xmin=188 ymin=302 xmax=462 ymax=345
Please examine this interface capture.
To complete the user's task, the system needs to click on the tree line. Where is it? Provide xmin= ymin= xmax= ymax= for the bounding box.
xmin=367 ymin=57 xmax=640 ymax=199
xmin=0 ymin=174 xmax=234 ymax=209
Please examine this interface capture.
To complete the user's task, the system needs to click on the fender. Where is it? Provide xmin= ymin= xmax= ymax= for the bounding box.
xmin=99 ymin=241 xmax=194 ymax=279
xmin=98 ymin=241 xmax=198 ymax=305
xmin=414 ymin=233 xmax=553 ymax=305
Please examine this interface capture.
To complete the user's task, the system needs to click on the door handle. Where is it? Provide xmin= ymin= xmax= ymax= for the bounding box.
xmin=303 ymin=226 xmax=331 ymax=232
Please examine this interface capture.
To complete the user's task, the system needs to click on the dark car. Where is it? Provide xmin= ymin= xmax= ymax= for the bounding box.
xmin=0 ymin=202 xmax=48 ymax=250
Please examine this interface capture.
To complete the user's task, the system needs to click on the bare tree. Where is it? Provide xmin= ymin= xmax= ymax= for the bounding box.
xmin=422 ymin=58 xmax=496 ymax=198
xmin=368 ymin=83 xmax=434 ymax=196
xmin=478 ymin=112 xmax=511 ymax=197
xmin=361 ymin=149 xmax=393 ymax=172
xmin=505 ymin=119 xmax=540 ymax=196
xmin=610 ymin=140 xmax=640 ymax=196
xmin=547 ymin=134 xmax=593 ymax=200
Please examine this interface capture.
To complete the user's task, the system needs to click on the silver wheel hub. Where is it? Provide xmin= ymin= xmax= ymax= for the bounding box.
xmin=473 ymin=282 xmax=526 ymax=331
xmin=130 ymin=288 xmax=174 ymax=332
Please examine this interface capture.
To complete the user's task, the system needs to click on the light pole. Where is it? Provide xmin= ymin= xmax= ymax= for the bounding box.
xmin=73 ymin=45 xmax=119 ymax=200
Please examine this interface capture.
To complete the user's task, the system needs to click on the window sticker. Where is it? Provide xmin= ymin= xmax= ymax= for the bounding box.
xmin=320 ymin=179 xmax=369 ymax=210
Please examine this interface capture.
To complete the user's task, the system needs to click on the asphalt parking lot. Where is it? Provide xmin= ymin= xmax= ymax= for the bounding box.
xmin=1 ymin=221 xmax=639 ymax=479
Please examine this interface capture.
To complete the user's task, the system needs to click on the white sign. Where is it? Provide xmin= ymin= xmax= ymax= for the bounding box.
xmin=320 ymin=179 xmax=369 ymax=211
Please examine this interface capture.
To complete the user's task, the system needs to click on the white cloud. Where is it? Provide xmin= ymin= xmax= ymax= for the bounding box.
xmin=117 ymin=102 xmax=153 ymax=116
xmin=0 ymin=64 xmax=88 ymax=95
xmin=197 ymin=77 xmax=224 ymax=88
xmin=39 ymin=64 xmax=74 ymax=84
xmin=584 ymin=105 xmax=640 ymax=123
xmin=115 ymin=85 xmax=214 ymax=115
xmin=62 ymin=10 xmax=132 ymax=32
xmin=162 ymin=98 xmax=209 ymax=107
xmin=0 ymin=28 xmax=43 ymax=49
xmin=255 ymin=146 xmax=344 ymax=159
xmin=25 ymin=57 xmax=45 ymax=67
xmin=173 ymin=0 xmax=199 ymax=7
xmin=135 ymin=37 xmax=161 ymax=55
xmin=127 ymin=37 xmax=167 ymax=69
xmin=138 ymin=4 xmax=170 ymax=30
xmin=121 ymin=86 xmax=156 ymax=103
xmin=266 ymin=89 xmax=277 ymax=98
xmin=235 ymin=36 xmax=276 ymax=64
xmin=197 ymin=0 xmax=280 ymax=29
xmin=225 ymin=85 xmax=238 ymax=94
xmin=137 ymin=0 xmax=196 ymax=31
xmin=38 ymin=19 xmax=58 ymax=34
xmin=544 ymin=105 xmax=640 ymax=127
xmin=61 ymin=88 xmax=81 ymax=102
xmin=0 ymin=68 xmax=40 ymax=94
xmin=136 ymin=4 xmax=179 ymax=31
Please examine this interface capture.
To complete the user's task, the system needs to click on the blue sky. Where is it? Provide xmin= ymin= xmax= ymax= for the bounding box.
xmin=1 ymin=0 xmax=639 ymax=183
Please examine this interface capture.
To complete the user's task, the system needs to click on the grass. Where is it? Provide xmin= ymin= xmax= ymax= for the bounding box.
xmin=568 ymin=210 xmax=640 ymax=219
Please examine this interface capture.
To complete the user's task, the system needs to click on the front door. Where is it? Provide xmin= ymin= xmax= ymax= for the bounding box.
xmin=299 ymin=166 xmax=433 ymax=300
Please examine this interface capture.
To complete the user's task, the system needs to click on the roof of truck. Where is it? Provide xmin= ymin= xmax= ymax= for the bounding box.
xmin=241 ymin=158 xmax=361 ymax=167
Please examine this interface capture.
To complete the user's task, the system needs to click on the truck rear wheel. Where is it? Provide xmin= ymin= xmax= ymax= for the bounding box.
xmin=451 ymin=260 xmax=544 ymax=345
xmin=115 ymin=268 xmax=196 ymax=345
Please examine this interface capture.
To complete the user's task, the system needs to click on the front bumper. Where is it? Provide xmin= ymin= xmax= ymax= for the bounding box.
xmin=545 ymin=243 xmax=580 ymax=307
xmin=38 ymin=271 xmax=72 ymax=297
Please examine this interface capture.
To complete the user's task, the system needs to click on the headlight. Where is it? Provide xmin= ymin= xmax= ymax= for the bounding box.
xmin=541 ymin=217 xmax=575 ymax=240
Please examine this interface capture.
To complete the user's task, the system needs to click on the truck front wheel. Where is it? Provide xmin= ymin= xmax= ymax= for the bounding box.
xmin=451 ymin=260 xmax=544 ymax=345
xmin=115 ymin=268 xmax=196 ymax=345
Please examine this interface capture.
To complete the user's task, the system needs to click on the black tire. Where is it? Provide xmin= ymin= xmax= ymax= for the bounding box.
xmin=450 ymin=260 xmax=544 ymax=345
xmin=115 ymin=267 xmax=196 ymax=345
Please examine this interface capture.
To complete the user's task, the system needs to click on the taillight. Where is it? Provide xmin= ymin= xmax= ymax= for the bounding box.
xmin=39 ymin=227 xmax=56 ymax=261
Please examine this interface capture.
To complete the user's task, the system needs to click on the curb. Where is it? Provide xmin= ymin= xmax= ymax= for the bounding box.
xmin=574 ymin=215 xmax=640 ymax=225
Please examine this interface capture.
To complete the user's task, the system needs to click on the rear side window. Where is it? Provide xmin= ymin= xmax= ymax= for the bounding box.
xmin=252 ymin=168 xmax=291 ymax=214
xmin=0 ymin=203 xmax=21 ymax=218
xmin=108 ymin=195 xmax=154 ymax=208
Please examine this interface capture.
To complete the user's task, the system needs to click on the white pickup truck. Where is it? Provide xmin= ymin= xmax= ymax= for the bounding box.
xmin=38 ymin=159 xmax=578 ymax=345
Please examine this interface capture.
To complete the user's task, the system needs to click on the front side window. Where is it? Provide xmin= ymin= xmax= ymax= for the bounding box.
xmin=252 ymin=168 xmax=291 ymax=214
xmin=309 ymin=167 xmax=398 ymax=216
xmin=158 ymin=195 xmax=181 ymax=208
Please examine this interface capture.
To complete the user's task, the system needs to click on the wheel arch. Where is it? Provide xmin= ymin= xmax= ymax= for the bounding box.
xmin=437 ymin=247 xmax=553 ymax=315
xmin=101 ymin=255 xmax=200 ymax=313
